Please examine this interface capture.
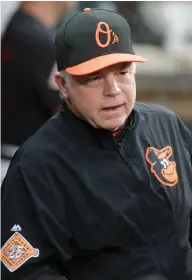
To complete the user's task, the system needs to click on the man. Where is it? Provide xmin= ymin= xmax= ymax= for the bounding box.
xmin=1 ymin=8 xmax=192 ymax=280
xmin=1 ymin=1 xmax=67 ymax=146
xmin=1 ymin=1 xmax=72 ymax=182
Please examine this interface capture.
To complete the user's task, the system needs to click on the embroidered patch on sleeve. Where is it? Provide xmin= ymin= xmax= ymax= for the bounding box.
xmin=0 ymin=232 xmax=39 ymax=272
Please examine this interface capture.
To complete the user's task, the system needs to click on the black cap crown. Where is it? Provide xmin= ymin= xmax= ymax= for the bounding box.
xmin=55 ymin=8 xmax=146 ymax=75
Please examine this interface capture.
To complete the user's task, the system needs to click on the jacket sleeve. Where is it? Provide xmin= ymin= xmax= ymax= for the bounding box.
xmin=1 ymin=148 xmax=73 ymax=280
xmin=176 ymin=115 xmax=192 ymax=161
xmin=176 ymin=115 xmax=192 ymax=246
xmin=190 ymin=214 xmax=192 ymax=246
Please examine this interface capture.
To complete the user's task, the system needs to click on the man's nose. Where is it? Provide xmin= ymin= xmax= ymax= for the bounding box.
xmin=103 ymin=75 xmax=121 ymax=97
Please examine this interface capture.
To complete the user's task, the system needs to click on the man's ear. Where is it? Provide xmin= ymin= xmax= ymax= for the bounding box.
xmin=55 ymin=72 xmax=69 ymax=99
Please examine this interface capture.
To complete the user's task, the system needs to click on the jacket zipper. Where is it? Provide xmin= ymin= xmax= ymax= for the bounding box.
xmin=113 ymin=140 xmax=143 ymax=184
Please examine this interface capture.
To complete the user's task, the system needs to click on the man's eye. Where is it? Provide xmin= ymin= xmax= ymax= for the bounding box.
xmin=87 ymin=76 xmax=101 ymax=82
xmin=120 ymin=71 xmax=128 ymax=75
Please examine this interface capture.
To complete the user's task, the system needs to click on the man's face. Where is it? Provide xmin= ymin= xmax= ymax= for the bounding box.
xmin=58 ymin=62 xmax=136 ymax=131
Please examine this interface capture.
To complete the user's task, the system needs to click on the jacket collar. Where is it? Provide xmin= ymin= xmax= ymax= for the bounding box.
xmin=60 ymin=101 xmax=140 ymax=149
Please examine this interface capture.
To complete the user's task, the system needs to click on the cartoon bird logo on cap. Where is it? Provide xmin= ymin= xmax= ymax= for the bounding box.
xmin=145 ymin=146 xmax=178 ymax=187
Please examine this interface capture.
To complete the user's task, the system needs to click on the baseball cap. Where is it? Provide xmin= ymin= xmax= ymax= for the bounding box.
xmin=55 ymin=8 xmax=147 ymax=76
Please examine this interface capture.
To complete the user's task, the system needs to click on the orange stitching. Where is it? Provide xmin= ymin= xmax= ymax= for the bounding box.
xmin=112 ymin=33 xmax=119 ymax=44
xmin=95 ymin=22 xmax=112 ymax=48
xmin=95 ymin=22 xmax=119 ymax=48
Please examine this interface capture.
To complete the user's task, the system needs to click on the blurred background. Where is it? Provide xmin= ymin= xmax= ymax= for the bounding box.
xmin=1 ymin=1 xmax=192 ymax=181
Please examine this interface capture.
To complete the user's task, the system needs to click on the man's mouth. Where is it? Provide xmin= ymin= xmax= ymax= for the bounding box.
xmin=103 ymin=104 xmax=124 ymax=111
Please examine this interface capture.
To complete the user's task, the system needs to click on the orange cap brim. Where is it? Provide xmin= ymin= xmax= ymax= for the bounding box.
xmin=66 ymin=53 xmax=147 ymax=76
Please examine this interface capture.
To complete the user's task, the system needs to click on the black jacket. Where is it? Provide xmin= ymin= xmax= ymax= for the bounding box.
xmin=1 ymin=103 xmax=192 ymax=280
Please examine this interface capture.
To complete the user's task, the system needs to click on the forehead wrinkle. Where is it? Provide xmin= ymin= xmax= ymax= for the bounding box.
xmin=69 ymin=62 xmax=134 ymax=84
xmin=88 ymin=62 xmax=133 ymax=77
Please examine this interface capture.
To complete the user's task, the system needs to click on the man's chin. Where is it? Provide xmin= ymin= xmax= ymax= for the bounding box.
xmin=100 ymin=117 xmax=127 ymax=131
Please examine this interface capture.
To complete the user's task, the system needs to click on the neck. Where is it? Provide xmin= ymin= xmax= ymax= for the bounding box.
xmin=20 ymin=2 xmax=63 ymax=28
xmin=63 ymin=100 xmax=129 ymax=132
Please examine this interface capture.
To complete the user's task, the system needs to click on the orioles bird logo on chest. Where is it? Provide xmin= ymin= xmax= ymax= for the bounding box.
xmin=145 ymin=146 xmax=178 ymax=187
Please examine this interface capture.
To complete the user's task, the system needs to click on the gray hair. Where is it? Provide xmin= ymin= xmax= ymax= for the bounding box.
xmin=60 ymin=70 xmax=69 ymax=79
xmin=132 ymin=62 xmax=136 ymax=74
xmin=60 ymin=70 xmax=70 ymax=84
